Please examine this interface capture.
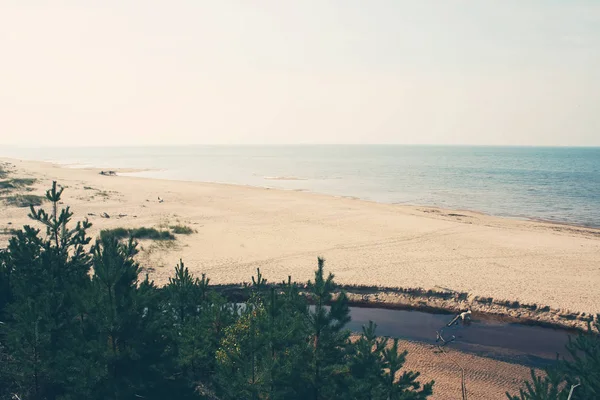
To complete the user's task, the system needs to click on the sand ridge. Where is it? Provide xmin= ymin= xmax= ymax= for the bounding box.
xmin=1 ymin=157 xmax=599 ymax=314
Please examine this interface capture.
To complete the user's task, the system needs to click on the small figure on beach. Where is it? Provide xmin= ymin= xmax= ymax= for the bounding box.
xmin=158 ymin=196 xmax=164 ymax=203
xmin=99 ymin=170 xmax=116 ymax=176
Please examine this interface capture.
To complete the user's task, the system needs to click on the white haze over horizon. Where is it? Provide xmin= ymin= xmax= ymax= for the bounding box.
xmin=1 ymin=1 xmax=599 ymax=147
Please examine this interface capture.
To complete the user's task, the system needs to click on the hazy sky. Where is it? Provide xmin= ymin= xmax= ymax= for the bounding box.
xmin=1 ymin=1 xmax=599 ymax=147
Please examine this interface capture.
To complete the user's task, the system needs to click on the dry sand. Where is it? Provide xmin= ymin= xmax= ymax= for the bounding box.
xmin=396 ymin=339 xmax=533 ymax=400
xmin=1 ymin=158 xmax=600 ymax=314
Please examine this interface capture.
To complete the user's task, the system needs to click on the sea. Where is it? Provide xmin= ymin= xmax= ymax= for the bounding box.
xmin=1 ymin=145 xmax=599 ymax=228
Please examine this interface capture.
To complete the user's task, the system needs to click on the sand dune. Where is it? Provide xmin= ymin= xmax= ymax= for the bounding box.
xmin=1 ymin=157 xmax=599 ymax=314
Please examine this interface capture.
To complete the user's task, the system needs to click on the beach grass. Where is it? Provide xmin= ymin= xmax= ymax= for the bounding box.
xmin=170 ymin=224 xmax=196 ymax=235
xmin=0 ymin=181 xmax=16 ymax=190
xmin=2 ymin=194 xmax=45 ymax=207
xmin=0 ymin=178 xmax=37 ymax=190
xmin=0 ymin=227 xmax=18 ymax=236
xmin=100 ymin=227 xmax=175 ymax=241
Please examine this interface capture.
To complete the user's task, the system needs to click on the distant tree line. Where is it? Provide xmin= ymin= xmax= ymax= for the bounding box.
xmin=0 ymin=182 xmax=598 ymax=399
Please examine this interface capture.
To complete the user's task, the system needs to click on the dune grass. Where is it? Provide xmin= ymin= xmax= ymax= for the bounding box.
xmin=0 ymin=228 xmax=18 ymax=236
xmin=0 ymin=181 xmax=15 ymax=190
xmin=2 ymin=194 xmax=45 ymax=207
xmin=169 ymin=224 xmax=196 ymax=235
xmin=0 ymin=178 xmax=37 ymax=190
xmin=11 ymin=178 xmax=36 ymax=187
xmin=100 ymin=227 xmax=175 ymax=241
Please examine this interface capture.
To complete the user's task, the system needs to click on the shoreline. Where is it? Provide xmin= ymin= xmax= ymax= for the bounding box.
xmin=120 ymin=167 xmax=600 ymax=231
xmin=107 ymin=166 xmax=600 ymax=232
xmin=2 ymin=157 xmax=600 ymax=316
xmin=6 ymin=155 xmax=600 ymax=230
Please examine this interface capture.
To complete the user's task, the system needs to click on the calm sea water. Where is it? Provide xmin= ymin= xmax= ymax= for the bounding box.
xmin=2 ymin=145 xmax=599 ymax=228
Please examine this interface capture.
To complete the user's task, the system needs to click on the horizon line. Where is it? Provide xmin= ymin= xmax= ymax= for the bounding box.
xmin=2 ymin=143 xmax=600 ymax=149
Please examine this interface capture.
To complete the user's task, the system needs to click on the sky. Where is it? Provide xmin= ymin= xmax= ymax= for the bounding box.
xmin=1 ymin=1 xmax=599 ymax=147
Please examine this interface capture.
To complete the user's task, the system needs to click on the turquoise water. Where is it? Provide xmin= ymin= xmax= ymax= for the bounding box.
xmin=2 ymin=145 xmax=600 ymax=228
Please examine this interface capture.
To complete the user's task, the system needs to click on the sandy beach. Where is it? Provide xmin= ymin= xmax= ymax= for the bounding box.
xmin=1 ymin=157 xmax=599 ymax=315
xmin=386 ymin=339 xmax=533 ymax=400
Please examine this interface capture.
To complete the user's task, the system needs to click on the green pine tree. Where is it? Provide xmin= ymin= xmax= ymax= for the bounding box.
xmin=306 ymin=257 xmax=352 ymax=400
xmin=88 ymin=235 xmax=142 ymax=399
xmin=1 ymin=181 xmax=93 ymax=399
xmin=165 ymin=260 xmax=235 ymax=397
xmin=215 ymin=268 xmax=270 ymax=399
xmin=381 ymin=338 xmax=433 ymax=399
xmin=263 ymin=280 xmax=312 ymax=400
xmin=507 ymin=369 xmax=568 ymax=400
xmin=508 ymin=321 xmax=600 ymax=400
xmin=561 ymin=322 xmax=600 ymax=399
xmin=347 ymin=321 xmax=387 ymax=399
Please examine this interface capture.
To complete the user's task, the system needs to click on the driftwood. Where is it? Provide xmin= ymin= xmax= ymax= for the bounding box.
xmin=447 ymin=310 xmax=472 ymax=327
xmin=436 ymin=329 xmax=456 ymax=346
xmin=567 ymin=383 xmax=580 ymax=400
